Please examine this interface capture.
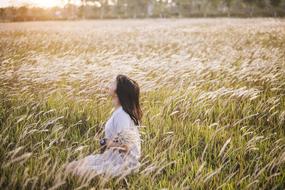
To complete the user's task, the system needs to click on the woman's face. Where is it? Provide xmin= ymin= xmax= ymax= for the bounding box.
xmin=108 ymin=80 xmax=120 ymax=107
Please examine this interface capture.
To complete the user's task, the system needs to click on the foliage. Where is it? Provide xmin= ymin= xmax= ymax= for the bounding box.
xmin=1 ymin=0 xmax=285 ymax=21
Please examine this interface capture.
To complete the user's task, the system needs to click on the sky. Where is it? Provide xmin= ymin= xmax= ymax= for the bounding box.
xmin=0 ymin=0 xmax=82 ymax=8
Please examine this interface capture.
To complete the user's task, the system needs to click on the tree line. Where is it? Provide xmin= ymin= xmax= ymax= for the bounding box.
xmin=1 ymin=0 xmax=285 ymax=21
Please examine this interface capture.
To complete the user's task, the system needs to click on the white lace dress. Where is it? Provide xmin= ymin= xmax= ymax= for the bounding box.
xmin=67 ymin=106 xmax=141 ymax=178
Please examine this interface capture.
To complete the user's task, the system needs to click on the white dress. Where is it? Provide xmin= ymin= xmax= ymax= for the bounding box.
xmin=67 ymin=106 xmax=141 ymax=178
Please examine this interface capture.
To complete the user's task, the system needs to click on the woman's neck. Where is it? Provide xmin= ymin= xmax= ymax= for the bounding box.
xmin=115 ymin=104 xmax=121 ymax=109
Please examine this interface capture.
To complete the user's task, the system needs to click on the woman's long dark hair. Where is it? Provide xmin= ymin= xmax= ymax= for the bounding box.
xmin=115 ymin=75 xmax=142 ymax=125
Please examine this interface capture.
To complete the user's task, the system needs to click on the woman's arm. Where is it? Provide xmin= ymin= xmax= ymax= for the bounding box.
xmin=106 ymin=139 xmax=129 ymax=153
xmin=108 ymin=111 xmax=133 ymax=153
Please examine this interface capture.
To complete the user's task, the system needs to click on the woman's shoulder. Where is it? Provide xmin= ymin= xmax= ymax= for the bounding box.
xmin=113 ymin=107 xmax=131 ymax=120
xmin=112 ymin=106 xmax=134 ymax=127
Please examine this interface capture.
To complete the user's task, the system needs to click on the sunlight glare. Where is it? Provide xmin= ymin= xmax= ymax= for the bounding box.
xmin=5 ymin=0 xmax=82 ymax=8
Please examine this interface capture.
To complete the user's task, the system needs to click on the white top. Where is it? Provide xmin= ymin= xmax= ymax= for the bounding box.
xmin=104 ymin=106 xmax=141 ymax=159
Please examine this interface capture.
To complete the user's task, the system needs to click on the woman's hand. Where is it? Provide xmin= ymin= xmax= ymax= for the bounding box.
xmin=106 ymin=139 xmax=114 ymax=148
xmin=106 ymin=139 xmax=129 ymax=153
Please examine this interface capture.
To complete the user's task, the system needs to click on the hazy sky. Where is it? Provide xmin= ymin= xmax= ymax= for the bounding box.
xmin=0 ymin=0 xmax=82 ymax=8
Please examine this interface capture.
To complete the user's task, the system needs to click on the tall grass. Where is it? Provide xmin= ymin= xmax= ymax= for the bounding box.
xmin=0 ymin=18 xmax=285 ymax=189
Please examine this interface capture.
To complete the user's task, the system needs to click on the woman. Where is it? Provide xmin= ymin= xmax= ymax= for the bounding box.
xmin=66 ymin=74 xmax=142 ymax=178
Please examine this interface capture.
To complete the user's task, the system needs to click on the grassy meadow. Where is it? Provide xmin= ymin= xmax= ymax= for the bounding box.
xmin=0 ymin=19 xmax=285 ymax=189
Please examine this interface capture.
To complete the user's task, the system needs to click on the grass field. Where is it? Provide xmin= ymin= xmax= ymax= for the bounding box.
xmin=0 ymin=19 xmax=285 ymax=189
